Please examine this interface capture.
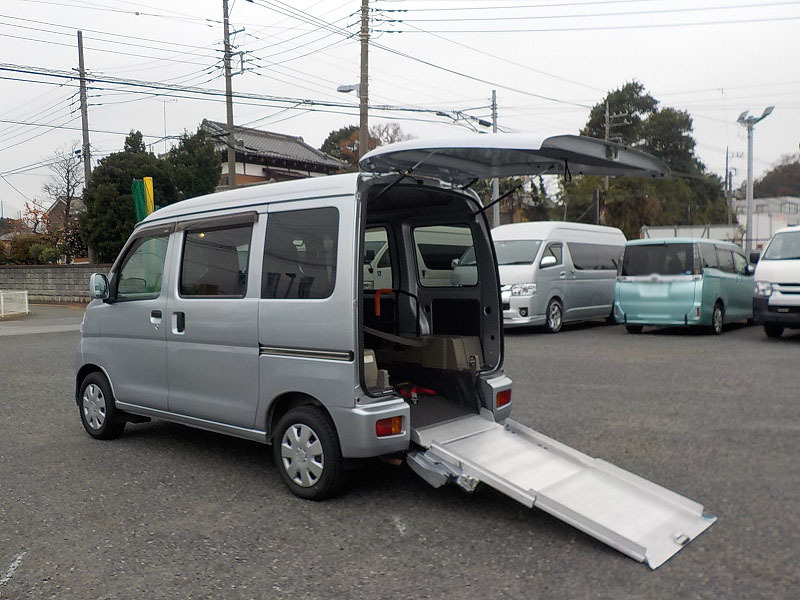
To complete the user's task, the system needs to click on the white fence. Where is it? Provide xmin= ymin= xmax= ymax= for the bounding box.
xmin=0 ymin=290 xmax=29 ymax=317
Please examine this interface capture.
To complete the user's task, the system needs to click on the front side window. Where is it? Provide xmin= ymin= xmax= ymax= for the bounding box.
xmin=116 ymin=233 xmax=169 ymax=300
xmin=733 ymin=252 xmax=748 ymax=275
xmin=621 ymin=243 xmax=695 ymax=276
xmin=541 ymin=242 xmax=562 ymax=267
xmin=262 ymin=207 xmax=339 ymax=299
xmin=180 ymin=224 xmax=252 ymax=297
xmin=413 ymin=225 xmax=476 ymax=287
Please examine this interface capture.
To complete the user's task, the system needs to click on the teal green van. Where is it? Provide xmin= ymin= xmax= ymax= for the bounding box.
xmin=614 ymin=239 xmax=754 ymax=334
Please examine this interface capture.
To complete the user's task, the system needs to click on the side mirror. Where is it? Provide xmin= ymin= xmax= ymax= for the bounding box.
xmin=749 ymin=251 xmax=760 ymax=264
xmin=89 ymin=273 xmax=109 ymax=300
xmin=451 ymin=258 xmax=460 ymax=269
xmin=540 ymin=255 xmax=557 ymax=268
xmin=746 ymin=264 xmax=755 ymax=276
xmin=364 ymin=249 xmax=375 ymax=264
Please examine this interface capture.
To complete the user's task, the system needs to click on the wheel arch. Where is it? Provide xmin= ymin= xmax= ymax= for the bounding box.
xmin=266 ymin=392 xmax=329 ymax=440
xmin=75 ymin=364 xmax=115 ymax=406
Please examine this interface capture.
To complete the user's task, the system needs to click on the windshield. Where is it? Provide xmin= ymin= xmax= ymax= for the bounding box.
xmin=622 ymin=243 xmax=696 ymax=276
xmin=762 ymin=231 xmax=800 ymax=260
xmin=493 ymin=240 xmax=543 ymax=266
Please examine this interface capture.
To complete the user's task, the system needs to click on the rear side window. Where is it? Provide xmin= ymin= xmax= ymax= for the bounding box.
xmin=413 ymin=225 xmax=476 ymax=287
xmin=116 ymin=233 xmax=169 ymax=300
xmin=262 ymin=207 xmax=339 ymax=299
xmin=699 ymin=243 xmax=718 ymax=269
xmin=180 ymin=224 xmax=252 ymax=297
xmin=715 ymin=247 xmax=735 ymax=273
xmin=567 ymin=242 xmax=622 ymax=270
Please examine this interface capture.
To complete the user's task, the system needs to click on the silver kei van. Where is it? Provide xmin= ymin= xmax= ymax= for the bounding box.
xmin=76 ymin=134 xmax=714 ymax=568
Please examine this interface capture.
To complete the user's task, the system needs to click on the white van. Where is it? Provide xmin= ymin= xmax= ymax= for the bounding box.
xmin=751 ymin=224 xmax=800 ymax=337
xmin=75 ymin=134 xmax=714 ymax=568
xmin=460 ymin=222 xmax=626 ymax=331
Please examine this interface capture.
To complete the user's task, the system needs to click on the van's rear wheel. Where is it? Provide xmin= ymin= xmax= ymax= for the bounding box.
xmin=710 ymin=302 xmax=724 ymax=335
xmin=545 ymin=299 xmax=563 ymax=333
xmin=764 ymin=323 xmax=784 ymax=338
xmin=273 ymin=406 xmax=346 ymax=500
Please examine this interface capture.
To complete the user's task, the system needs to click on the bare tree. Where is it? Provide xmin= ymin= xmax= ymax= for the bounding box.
xmin=41 ymin=142 xmax=84 ymax=256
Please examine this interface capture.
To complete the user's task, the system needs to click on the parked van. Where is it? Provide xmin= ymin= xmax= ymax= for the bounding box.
xmin=750 ymin=225 xmax=800 ymax=338
xmin=614 ymin=238 xmax=754 ymax=334
xmin=462 ymin=222 xmax=626 ymax=332
xmin=75 ymin=134 xmax=714 ymax=568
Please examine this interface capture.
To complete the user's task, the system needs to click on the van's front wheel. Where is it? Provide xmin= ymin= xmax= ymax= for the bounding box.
xmin=78 ymin=372 xmax=126 ymax=440
xmin=273 ymin=406 xmax=346 ymax=500
xmin=545 ymin=299 xmax=563 ymax=333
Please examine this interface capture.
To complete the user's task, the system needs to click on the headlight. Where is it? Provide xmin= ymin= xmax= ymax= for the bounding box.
xmin=511 ymin=282 xmax=536 ymax=296
xmin=755 ymin=281 xmax=773 ymax=297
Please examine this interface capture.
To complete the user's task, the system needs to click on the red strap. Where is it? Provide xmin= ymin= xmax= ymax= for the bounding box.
xmin=374 ymin=288 xmax=392 ymax=316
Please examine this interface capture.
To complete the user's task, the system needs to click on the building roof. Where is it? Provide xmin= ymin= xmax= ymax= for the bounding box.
xmin=201 ymin=119 xmax=343 ymax=172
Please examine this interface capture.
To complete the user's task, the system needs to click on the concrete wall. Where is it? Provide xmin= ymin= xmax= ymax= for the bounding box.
xmin=0 ymin=264 xmax=111 ymax=303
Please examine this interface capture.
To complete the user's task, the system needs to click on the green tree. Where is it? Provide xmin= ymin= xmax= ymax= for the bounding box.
xmin=566 ymin=82 xmax=727 ymax=238
xmin=81 ymin=128 xmax=218 ymax=262
xmin=754 ymin=155 xmax=800 ymax=197
xmin=168 ymin=129 xmax=220 ymax=202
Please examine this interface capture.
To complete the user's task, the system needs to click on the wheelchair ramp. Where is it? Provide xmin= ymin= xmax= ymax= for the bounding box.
xmin=408 ymin=414 xmax=716 ymax=569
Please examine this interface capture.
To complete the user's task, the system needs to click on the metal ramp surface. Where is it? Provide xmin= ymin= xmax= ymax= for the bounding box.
xmin=408 ymin=414 xmax=716 ymax=569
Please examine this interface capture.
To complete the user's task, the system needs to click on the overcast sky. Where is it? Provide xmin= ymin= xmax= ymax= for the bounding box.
xmin=1 ymin=0 xmax=798 ymax=218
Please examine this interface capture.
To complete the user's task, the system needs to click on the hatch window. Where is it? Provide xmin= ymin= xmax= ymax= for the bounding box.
xmin=622 ymin=244 xmax=695 ymax=276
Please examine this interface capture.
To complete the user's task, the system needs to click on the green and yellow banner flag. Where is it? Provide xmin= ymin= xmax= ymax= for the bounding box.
xmin=131 ymin=176 xmax=155 ymax=222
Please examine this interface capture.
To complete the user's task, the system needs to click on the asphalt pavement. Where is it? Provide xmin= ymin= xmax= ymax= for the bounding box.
xmin=0 ymin=317 xmax=798 ymax=599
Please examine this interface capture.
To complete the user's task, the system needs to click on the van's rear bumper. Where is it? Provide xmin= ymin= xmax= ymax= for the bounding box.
xmin=329 ymin=398 xmax=411 ymax=458
xmin=614 ymin=301 xmax=705 ymax=327
xmin=753 ymin=296 xmax=800 ymax=327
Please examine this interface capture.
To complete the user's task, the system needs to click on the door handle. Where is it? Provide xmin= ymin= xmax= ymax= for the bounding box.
xmin=172 ymin=311 xmax=185 ymax=334
xmin=151 ymin=310 xmax=162 ymax=319
xmin=559 ymin=271 xmax=566 ymax=279
xmin=150 ymin=309 xmax=162 ymax=329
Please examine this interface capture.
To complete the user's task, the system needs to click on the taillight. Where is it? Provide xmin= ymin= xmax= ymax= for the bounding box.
xmin=376 ymin=416 xmax=403 ymax=437
xmin=496 ymin=389 xmax=511 ymax=408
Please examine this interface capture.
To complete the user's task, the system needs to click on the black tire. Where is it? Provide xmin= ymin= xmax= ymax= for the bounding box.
xmin=764 ymin=323 xmax=784 ymax=338
xmin=545 ymin=299 xmax=563 ymax=333
xmin=709 ymin=302 xmax=724 ymax=335
xmin=625 ymin=325 xmax=644 ymax=334
xmin=78 ymin=372 xmax=126 ymax=440
xmin=273 ymin=406 xmax=347 ymax=500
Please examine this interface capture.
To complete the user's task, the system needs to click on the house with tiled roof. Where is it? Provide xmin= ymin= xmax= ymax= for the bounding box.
xmin=201 ymin=119 xmax=344 ymax=189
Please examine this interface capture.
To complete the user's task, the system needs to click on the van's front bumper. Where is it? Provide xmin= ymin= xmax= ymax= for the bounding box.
xmin=329 ymin=397 xmax=411 ymax=458
xmin=753 ymin=296 xmax=800 ymax=328
xmin=502 ymin=293 xmax=544 ymax=328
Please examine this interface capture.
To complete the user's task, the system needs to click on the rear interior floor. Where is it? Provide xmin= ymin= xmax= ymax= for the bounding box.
xmin=409 ymin=395 xmax=476 ymax=429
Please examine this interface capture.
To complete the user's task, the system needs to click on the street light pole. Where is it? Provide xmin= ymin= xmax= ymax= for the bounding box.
xmin=358 ymin=0 xmax=369 ymax=158
xmin=737 ymin=106 xmax=774 ymax=255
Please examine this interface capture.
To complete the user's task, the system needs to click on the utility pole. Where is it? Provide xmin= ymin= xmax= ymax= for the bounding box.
xmin=491 ymin=89 xmax=500 ymax=227
xmin=223 ymin=0 xmax=237 ymax=189
xmin=725 ymin=147 xmax=732 ymax=226
xmin=77 ymin=30 xmax=96 ymax=262
xmin=738 ymin=106 xmax=774 ymax=255
xmin=358 ymin=0 xmax=369 ymax=158
xmin=604 ymin=101 xmax=610 ymax=192
xmin=77 ymin=31 xmax=91 ymax=187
